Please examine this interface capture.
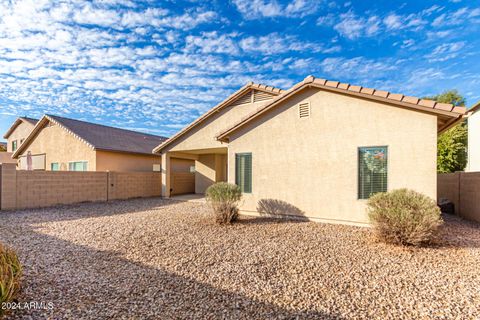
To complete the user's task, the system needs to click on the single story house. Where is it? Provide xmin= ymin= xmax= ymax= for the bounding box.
xmin=12 ymin=114 xmax=167 ymax=172
xmin=467 ymin=100 xmax=480 ymax=172
xmin=3 ymin=117 xmax=38 ymax=153
xmin=154 ymin=75 xmax=466 ymax=225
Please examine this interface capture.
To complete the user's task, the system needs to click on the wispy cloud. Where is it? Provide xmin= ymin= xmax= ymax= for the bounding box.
xmin=0 ymin=0 xmax=479 ymax=137
xmin=232 ymin=0 xmax=320 ymax=19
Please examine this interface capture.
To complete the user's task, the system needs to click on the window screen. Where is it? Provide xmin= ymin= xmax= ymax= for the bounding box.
xmin=12 ymin=140 xmax=17 ymax=152
xmin=69 ymin=161 xmax=88 ymax=171
xmin=235 ymin=153 xmax=252 ymax=193
xmin=358 ymin=147 xmax=387 ymax=199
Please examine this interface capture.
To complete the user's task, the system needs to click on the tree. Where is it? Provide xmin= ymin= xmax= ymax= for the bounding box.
xmin=425 ymin=90 xmax=467 ymax=173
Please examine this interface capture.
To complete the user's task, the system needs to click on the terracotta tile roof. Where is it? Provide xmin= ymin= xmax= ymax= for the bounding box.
xmin=216 ymin=75 xmax=467 ymax=141
xmin=152 ymin=82 xmax=283 ymax=153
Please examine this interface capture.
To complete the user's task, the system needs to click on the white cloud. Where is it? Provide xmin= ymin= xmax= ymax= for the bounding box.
xmin=320 ymin=56 xmax=397 ymax=80
xmin=432 ymin=7 xmax=480 ymax=27
xmin=333 ymin=12 xmax=382 ymax=39
xmin=384 ymin=14 xmax=402 ymax=30
xmin=426 ymin=42 xmax=466 ymax=62
xmin=232 ymin=0 xmax=320 ymax=19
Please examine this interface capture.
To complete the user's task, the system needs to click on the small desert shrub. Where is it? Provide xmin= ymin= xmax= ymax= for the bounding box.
xmin=367 ymin=189 xmax=443 ymax=246
xmin=0 ymin=244 xmax=22 ymax=316
xmin=206 ymin=182 xmax=242 ymax=224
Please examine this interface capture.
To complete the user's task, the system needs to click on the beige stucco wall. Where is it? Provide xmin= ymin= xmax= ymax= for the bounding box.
xmin=195 ymin=154 xmax=216 ymax=193
xmin=165 ymin=97 xmax=269 ymax=152
xmin=194 ymin=154 xmax=227 ymax=193
xmin=7 ymin=121 xmax=35 ymax=152
xmin=467 ymin=112 xmax=480 ymax=171
xmin=226 ymin=88 xmax=438 ymax=225
xmin=18 ymin=122 xmax=96 ymax=171
xmin=0 ymin=152 xmax=16 ymax=164
xmin=96 ymin=151 xmax=161 ymax=172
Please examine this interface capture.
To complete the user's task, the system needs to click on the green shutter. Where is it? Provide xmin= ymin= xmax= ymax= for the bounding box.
xmin=236 ymin=153 xmax=252 ymax=193
xmin=358 ymin=147 xmax=388 ymax=199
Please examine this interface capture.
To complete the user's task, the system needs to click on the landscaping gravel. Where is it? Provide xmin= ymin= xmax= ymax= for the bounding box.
xmin=0 ymin=198 xmax=479 ymax=319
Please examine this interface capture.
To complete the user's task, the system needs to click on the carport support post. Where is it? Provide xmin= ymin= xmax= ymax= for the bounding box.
xmin=0 ymin=163 xmax=17 ymax=210
xmin=161 ymin=152 xmax=171 ymax=198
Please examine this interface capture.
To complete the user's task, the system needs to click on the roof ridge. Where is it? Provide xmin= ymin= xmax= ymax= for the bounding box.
xmin=215 ymin=75 xmax=466 ymax=140
xmin=152 ymin=81 xmax=284 ymax=153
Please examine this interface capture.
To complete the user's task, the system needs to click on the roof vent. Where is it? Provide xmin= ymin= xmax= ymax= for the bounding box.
xmin=298 ymin=102 xmax=310 ymax=118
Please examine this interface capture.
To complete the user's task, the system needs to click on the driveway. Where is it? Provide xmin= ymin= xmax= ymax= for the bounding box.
xmin=0 ymin=198 xmax=479 ymax=319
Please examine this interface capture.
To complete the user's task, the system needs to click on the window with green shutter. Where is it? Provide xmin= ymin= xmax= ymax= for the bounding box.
xmin=358 ymin=146 xmax=388 ymax=199
xmin=235 ymin=153 xmax=252 ymax=193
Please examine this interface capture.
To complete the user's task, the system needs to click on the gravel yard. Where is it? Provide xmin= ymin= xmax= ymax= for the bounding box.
xmin=1 ymin=198 xmax=479 ymax=319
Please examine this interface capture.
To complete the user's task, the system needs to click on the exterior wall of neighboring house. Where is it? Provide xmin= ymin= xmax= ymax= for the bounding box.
xmin=226 ymin=88 xmax=438 ymax=225
xmin=0 ymin=152 xmax=16 ymax=164
xmin=6 ymin=121 xmax=35 ymax=152
xmin=17 ymin=122 xmax=96 ymax=171
xmin=467 ymin=110 xmax=480 ymax=171
xmin=96 ymin=151 xmax=161 ymax=172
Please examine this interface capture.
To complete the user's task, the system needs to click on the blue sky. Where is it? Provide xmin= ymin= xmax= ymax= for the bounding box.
xmin=0 ymin=0 xmax=479 ymax=141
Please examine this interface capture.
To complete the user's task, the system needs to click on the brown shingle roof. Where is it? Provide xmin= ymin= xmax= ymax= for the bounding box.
xmin=21 ymin=117 xmax=39 ymax=126
xmin=13 ymin=115 xmax=167 ymax=158
xmin=216 ymin=75 xmax=467 ymax=141
xmin=46 ymin=115 xmax=167 ymax=155
xmin=3 ymin=117 xmax=39 ymax=139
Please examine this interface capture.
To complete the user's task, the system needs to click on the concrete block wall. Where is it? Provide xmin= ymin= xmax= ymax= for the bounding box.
xmin=0 ymin=164 xmax=162 ymax=210
xmin=108 ymin=172 xmax=162 ymax=200
xmin=438 ymin=172 xmax=480 ymax=223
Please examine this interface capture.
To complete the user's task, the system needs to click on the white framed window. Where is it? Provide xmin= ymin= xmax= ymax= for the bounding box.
xmin=69 ymin=161 xmax=88 ymax=171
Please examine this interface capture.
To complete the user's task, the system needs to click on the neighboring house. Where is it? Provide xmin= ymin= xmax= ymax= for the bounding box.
xmin=3 ymin=117 xmax=38 ymax=153
xmin=0 ymin=142 xmax=6 ymax=152
xmin=154 ymin=76 xmax=466 ymax=225
xmin=467 ymin=100 xmax=480 ymax=172
xmin=12 ymin=114 xmax=167 ymax=172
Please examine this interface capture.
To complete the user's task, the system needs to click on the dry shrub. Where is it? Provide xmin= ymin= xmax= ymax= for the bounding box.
xmin=0 ymin=243 xmax=22 ymax=316
xmin=205 ymin=182 xmax=242 ymax=224
xmin=367 ymin=189 xmax=443 ymax=246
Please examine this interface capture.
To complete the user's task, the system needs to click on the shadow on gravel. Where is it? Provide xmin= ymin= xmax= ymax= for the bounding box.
xmin=0 ymin=197 xmax=182 ymax=225
xmin=437 ymin=214 xmax=480 ymax=249
xmin=1 ymin=218 xmax=343 ymax=320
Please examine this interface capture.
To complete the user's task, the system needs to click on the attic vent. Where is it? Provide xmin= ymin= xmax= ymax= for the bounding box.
xmin=298 ymin=102 xmax=310 ymax=118
xmin=253 ymin=90 xmax=274 ymax=102
xmin=231 ymin=91 xmax=252 ymax=106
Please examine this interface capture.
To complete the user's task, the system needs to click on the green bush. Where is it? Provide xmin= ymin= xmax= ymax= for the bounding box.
xmin=0 ymin=243 xmax=22 ymax=316
xmin=205 ymin=182 xmax=242 ymax=224
xmin=367 ymin=189 xmax=443 ymax=246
